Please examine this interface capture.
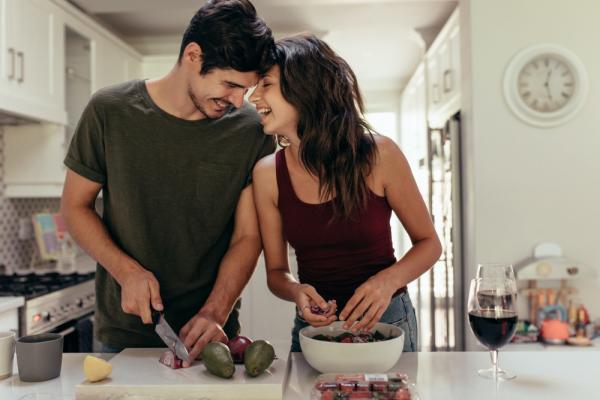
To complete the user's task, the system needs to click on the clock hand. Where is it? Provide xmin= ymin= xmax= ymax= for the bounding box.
xmin=544 ymin=70 xmax=552 ymax=86
xmin=544 ymin=69 xmax=553 ymax=102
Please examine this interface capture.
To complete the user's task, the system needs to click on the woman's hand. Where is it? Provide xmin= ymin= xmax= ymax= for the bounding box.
xmin=339 ymin=270 xmax=398 ymax=332
xmin=294 ymin=284 xmax=337 ymax=327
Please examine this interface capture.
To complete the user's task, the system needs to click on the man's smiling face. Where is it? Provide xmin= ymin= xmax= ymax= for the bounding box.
xmin=187 ymin=67 xmax=258 ymax=119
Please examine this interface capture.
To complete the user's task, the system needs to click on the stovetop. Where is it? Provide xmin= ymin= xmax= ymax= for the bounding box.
xmin=0 ymin=272 xmax=95 ymax=299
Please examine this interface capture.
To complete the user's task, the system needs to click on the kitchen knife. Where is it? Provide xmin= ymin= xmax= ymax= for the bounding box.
xmin=151 ymin=310 xmax=191 ymax=363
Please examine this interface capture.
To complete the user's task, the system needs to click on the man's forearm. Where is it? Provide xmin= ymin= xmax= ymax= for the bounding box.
xmin=199 ymin=234 xmax=262 ymax=326
xmin=62 ymin=205 xmax=140 ymax=284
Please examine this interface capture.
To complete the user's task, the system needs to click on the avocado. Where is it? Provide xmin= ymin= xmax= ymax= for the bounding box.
xmin=243 ymin=340 xmax=275 ymax=377
xmin=202 ymin=342 xmax=235 ymax=379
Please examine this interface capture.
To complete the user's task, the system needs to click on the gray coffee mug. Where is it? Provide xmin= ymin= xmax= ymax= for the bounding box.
xmin=16 ymin=333 xmax=63 ymax=382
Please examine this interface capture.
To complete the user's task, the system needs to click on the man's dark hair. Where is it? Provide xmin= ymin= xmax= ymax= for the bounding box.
xmin=178 ymin=0 xmax=275 ymax=74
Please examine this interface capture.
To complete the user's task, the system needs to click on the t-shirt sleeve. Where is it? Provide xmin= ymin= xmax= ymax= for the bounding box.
xmin=63 ymin=97 xmax=107 ymax=184
xmin=244 ymin=134 xmax=276 ymax=187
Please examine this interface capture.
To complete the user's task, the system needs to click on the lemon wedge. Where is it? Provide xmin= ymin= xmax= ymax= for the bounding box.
xmin=83 ymin=355 xmax=112 ymax=382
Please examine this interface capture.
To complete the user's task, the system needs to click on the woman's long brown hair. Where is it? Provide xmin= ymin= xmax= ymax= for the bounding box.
xmin=275 ymin=34 xmax=377 ymax=220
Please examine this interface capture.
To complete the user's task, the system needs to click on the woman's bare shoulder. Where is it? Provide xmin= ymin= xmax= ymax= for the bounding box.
xmin=373 ymin=134 xmax=403 ymax=159
xmin=371 ymin=134 xmax=411 ymax=186
xmin=254 ymin=152 xmax=277 ymax=174
xmin=252 ymin=152 xmax=278 ymax=197
xmin=372 ymin=135 xmax=407 ymax=169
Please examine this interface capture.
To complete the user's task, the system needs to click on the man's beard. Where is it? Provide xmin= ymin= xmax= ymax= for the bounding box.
xmin=188 ymin=87 xmax=231 ymax=120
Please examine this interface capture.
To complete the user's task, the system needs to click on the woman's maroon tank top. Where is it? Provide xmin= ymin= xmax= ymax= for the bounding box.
xmin=275 ymin=149 xmax=400 ymax=309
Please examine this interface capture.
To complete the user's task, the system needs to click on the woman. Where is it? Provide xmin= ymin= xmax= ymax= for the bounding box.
xmin=249 ymin=34 xmax=441 ymax=352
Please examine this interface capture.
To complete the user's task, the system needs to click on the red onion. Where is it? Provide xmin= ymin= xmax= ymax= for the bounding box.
xmin=159 ymin=350 xmax=182 ymax=369
xmin=227 ymin=335 xmax=253 ymax=364
xmin=310 ymin=300 xmax=337 ymax=316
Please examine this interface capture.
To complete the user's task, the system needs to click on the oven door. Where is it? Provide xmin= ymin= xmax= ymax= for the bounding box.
xmin=50 ymin=312 xmax=94 ymax=352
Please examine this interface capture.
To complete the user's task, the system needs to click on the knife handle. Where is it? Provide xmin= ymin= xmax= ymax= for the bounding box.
xmin=151 ymin=309 xmax=161 ymax=325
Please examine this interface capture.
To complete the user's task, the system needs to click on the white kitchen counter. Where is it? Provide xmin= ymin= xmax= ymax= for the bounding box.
xmin=285 ymin=351 xmax=600 ymax=399
xmin=0 ymin=297 xmax=24 ymax=314
xmin=1 ymin=350 xmax=599 ymax=399
xmin=505 ymin=338 xmax=600 ymax=352
xmin=0 ymin=353 xmax=111 ymax=400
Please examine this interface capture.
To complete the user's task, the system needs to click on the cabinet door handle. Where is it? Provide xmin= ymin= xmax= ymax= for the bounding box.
xmin=8 ymin=48 xmax=15 ymax=80
xmin=16 ymin=51 xmax=24 ymax=83
xmin=443 ymin=69 xmax=453 ymax=93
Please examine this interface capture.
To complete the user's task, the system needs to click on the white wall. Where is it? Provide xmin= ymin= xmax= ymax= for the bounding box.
xmin=239 ymin=255 xmax=296 ymax=350
xmin=461 ymin=0 xmax=600 ymax=349
xmin=363 ymin=89 xmax=402 ymax=113
xmin=142 ymin=55 xmax=177 ymax=79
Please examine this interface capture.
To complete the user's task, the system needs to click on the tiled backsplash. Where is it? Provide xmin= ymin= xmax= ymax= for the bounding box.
xmin=0 ymin=129 xmax=61 ymax=274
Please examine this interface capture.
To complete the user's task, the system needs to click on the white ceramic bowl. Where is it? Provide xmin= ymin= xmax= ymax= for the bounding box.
xmin=299 ymin=321 xmax=404 ymax=373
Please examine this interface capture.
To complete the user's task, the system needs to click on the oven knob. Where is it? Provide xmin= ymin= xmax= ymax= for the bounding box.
xmin=76 ymin=298 xmax=83 ymax=307
xmin=42 ymin=312 xmax=51 ymax=322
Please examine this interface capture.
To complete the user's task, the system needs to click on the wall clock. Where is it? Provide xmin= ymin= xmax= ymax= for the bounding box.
xmin=503 ymin=44 xmax=588 ymax=128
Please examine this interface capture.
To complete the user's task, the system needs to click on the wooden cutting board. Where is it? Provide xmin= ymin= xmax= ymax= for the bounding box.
xmin=75 ymin=348 xmax=289 ymax=400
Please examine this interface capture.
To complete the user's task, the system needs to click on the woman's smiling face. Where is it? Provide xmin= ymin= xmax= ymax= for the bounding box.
xmin=249 ymin=65 xmax=299 ymax=139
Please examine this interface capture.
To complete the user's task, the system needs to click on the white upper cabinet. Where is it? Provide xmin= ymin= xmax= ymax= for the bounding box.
xmin=438 ymin=39 xmax=452 ymax=101
xmin=2 ymin=0 xmax=142 ymax=198
xmin=0 ymin=0 xmax=66 ymax=124
xmin=0 ymin=0 xmax=15 ymax=93
xmin=426 ymin=7 xmax=460 ymax=127
xmin=401 ymin=6 xmax=460 ymax=205
xmin=400 ymin=63 xmax=428 ymax=194
xmin=0 ymin=0 xmax=142 ymax=126
xmin=446 ymin=22 xmax=460 ymax=106
xmin=426 ymin=51 xmax=441 ymax=118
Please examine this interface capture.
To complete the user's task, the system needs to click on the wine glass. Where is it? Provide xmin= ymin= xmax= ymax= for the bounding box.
xmin=468 ymin=263 xmax=518 ymax=380
xmin=476 ymin=262 xmax=516 ymax=283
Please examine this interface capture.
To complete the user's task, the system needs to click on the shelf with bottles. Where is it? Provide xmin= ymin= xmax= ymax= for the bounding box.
xmin=513 ymin=243 xmax=598 ymax=347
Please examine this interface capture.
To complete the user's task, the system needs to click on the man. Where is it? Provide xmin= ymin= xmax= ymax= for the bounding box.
xmin=60 ymin=0 xmax=275 ymax=365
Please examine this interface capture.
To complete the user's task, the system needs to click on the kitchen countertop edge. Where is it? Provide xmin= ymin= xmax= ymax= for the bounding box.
xmin=0 ymin=297 xmax=24 ymax=314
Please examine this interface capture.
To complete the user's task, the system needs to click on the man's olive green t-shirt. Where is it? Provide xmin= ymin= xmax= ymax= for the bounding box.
xmin=64 ymin=79 xmax=275 ymax=348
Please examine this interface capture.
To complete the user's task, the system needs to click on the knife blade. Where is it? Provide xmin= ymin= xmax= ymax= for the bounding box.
xmin=152 ymin=310 xmax=191 ymax=363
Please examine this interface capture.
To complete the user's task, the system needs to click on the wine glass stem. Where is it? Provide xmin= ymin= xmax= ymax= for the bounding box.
xmin=490 ymin=349 xmax=499 ymax=378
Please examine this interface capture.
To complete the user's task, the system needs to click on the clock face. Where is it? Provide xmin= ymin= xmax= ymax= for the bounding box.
xmin=504 ymin=44 xmax=588 ymax=127
xmin=517 ymin=55 xmax=576 ymax=113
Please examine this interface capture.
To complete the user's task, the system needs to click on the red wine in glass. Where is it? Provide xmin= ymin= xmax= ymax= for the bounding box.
xmin=468 ymin=309 xmax=518 ymax=350
xmin=468 ymin=263 xmax=518 ymax=380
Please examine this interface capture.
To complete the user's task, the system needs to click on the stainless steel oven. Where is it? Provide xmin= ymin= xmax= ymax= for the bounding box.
xmin=48 ymin=312 xmax=94 ymax=352
xmin=0 ymin=272 xmax=96 ymax=352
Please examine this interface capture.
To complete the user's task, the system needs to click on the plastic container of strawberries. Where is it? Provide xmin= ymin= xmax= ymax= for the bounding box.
xmin=310 ymin=372 xmax=420 ymax=400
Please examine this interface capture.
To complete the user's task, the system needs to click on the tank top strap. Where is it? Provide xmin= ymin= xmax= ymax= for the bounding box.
xmin=275 ymin=149 xmax=295 ymax=204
